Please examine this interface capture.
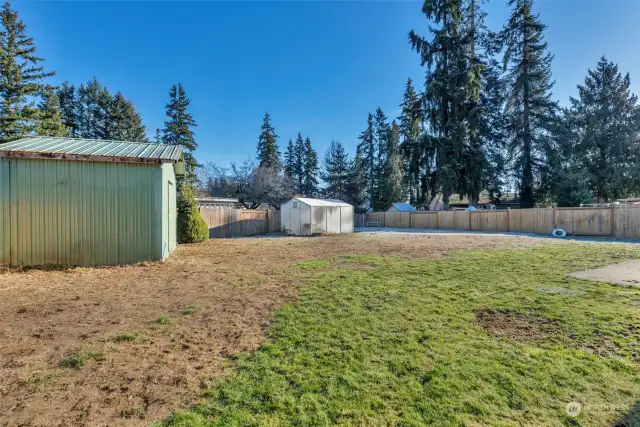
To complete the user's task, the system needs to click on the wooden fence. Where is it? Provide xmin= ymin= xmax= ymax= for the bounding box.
xmin=199 ymin=207 xmax=281 ymax=238
xmin=357 ymin=206 xmax=640 ymax=239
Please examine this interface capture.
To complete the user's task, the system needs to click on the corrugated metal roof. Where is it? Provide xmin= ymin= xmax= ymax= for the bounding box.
xmin=0 ymin=136 xmax=183 ymax=163
xmin=294 ymin=197 xmax=352 ymax=207
xmin=389 ymin=202 xmax=417 ymax=212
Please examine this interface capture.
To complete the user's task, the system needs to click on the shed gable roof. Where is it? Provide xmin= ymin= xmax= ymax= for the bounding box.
xmin=0 ymin=136 xmax=184 ymax=166
xmin=293 ymin=198 xmax=352 ymax=207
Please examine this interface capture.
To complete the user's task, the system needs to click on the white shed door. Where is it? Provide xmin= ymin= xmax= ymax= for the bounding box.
xmin=291 ymin=202 xmax=301 ymax=235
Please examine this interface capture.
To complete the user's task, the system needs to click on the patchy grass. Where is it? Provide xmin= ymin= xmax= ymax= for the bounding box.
xmin=107 ymin=332 xmax=138 ymax=343
xmin=181 ymin=306 xmax=198 ymax=316
xmin=19 ymin=373 xmax=56 ymax=391
xmin=155 ymin=315 xmax=170 ymax=325
xmin=295 ymin=259 xmax=330 ymax=270
xmin=59 ymin=349 xmax=105 ymax=369
xmin=163 ymin=244 xmax=640 ymax=426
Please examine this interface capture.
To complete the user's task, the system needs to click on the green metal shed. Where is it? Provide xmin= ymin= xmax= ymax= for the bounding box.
xmin=0 ymin=136 xmax=185 ymax=267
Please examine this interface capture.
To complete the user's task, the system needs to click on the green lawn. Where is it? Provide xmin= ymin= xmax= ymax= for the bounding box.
xmin=163 ymin=244 xmax=640 ymax=426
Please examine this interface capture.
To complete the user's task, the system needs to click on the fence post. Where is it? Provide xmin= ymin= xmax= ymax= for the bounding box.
xmin=611 ymin=206 xmax=616 ymax=237
xmin=507 ymin=208 xmax=510 ymax=232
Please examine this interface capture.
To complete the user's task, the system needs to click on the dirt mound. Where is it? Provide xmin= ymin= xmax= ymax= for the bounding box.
xmin=475 ymin=309 xmax=562 ymax=341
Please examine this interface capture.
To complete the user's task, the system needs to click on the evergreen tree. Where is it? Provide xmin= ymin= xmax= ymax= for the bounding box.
xmin=106 ymin=92 xmax=147 ymax=142
xmin=410 ymin=0 xmax=469 ymax=210
xmin=153 ymin=128 xmax=163 ymax=143
xmin=538 ymin=109 xmax=592 ymax=206
xmin=373 ymin=107 xmax=390 ymax=191
xmin=176 ymin=182 xmax=209 ymax=243
xmin=502 ymin=0 xmax=557 ymax=208
xmin=566 ymin=57 xmax=640 ymax=202
xmin=0 ymin=1 xmax=54 ymax=142
xmin=292 ymin=132 xmax=306 ymax=193
xmin=56 ymin=82 xmax=78 ymax=137
xmin=256 ymin=112 xmax=280 ymax=171
xmin=76 ymin=77 xmax=111 ymax=139
xmin=345 ymin=151 xmax=368 ymax=210
xmin=35 ymin=90 xmax=66 ymax=137
xmin=321 ymin=140 xmax=350 ymax=200
xmin=357 ymin=113 xmax=376 ymax=207
xmin=398 ymin=78 xmax=424 ymax=205
xmin=480 ymin=58 xmax=508 ymax=202
xmin=380 ymin=120 xmax=405 ymax=208
xmin=162 ymin=83 xmax=199 ymax=179
xmin=302 ymin=137 xmax=319 ymax=197
xmin=283 ymin=138 xmax=295 ymax=179
xmin=460 ymin=0 xmax=495 ymax=206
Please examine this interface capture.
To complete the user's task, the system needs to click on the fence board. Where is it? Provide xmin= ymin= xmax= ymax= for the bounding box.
xmin=199 ymin=207 xmax=280 ymax=238
xmin=470 ymin=211 xmax=509 ymax=232
xmin=554 ymin=208 xmax=613 ymax=236
xmin=411 ymin=212 xmax=438 ymax=229
xmin=364 ymin=206 xmax=639 ymax=238
xmin=614 ymin=207 xmax=640 ymax=239
xmin=383 ymin=212 xmax=411 ymax=228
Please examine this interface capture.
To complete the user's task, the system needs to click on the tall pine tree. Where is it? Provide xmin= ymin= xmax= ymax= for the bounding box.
xmin=380 ymin=120 xmax=405 ymax=207
xmin=460 ymin=0 xmax=495 ymax=206
xmin=292 ymin=133 xmax=306 ymax=194
xmin=398 ymin=78 xmax=424 ymax=205
xmin=105 ymin=92 xmax=147 ymax=142
xmin=35 ymin=90 xmax=66 ymax=137
xmin=256 ymin=112 xmax=280 ymax=171
xmin=410 ymin=0 xmax=469 ymax=210
xmin=321 ymin=140 xmax=350 ymax=200
xmin=76 ymin=77 xmax=111 ymax=139
xmin=302 ymin=137 xmax=319 ymax=197
xmin=0 ymin=1 xmax=54 ymax=142
xmin=345 ymin=151 xmax=368 ymax=210
xmin=373 ymin=107 xmax=390 ymax=202
xmin=567 ymin=57 xmax=640 ymax=202
xmin=357 ymin=113 xmax=376 ymax=207
xmin=56 ymin=81 xmax=78 ymax=137
xmin=162 ymin=83 xmax=199 ymax=179
xmin=283 ymin=138 xmax=295 ymax=180
xmin=502 ymin=0 xmax=557 ymax=208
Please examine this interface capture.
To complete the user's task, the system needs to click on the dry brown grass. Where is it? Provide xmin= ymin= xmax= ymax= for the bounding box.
xmin=0 ymin=232 xmax=548 ymax=426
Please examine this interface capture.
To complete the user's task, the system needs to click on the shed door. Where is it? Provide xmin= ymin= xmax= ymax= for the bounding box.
xmin=291 ymin=201 xmax=301 ymax=235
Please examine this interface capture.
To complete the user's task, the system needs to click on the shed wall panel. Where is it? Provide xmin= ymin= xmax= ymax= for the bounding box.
xmin=340 ymin=206 xmax=354 ymax=233
xmin=301 ymin=203 xmax=312 ymax=235
xmin=0 ymin=159 xmax=9 ymax=264
xmin=4 ymin=158 xmax=164 ymax=267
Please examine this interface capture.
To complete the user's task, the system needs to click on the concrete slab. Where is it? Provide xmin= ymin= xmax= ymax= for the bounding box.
xmin=568 ymin=260 xmax=640 ymax=287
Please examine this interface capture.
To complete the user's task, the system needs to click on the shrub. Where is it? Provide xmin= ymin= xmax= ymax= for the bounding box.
xmin=177 ymin=183 xmax=209 ymax=243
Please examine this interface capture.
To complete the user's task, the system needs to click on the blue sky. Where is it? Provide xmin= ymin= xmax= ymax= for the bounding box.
xmin=16 ymin=0 xmax=640 ymax=165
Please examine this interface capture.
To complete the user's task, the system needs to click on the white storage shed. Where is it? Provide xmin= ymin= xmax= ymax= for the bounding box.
xmin=281 ymin=198 xmax=354 ymax=235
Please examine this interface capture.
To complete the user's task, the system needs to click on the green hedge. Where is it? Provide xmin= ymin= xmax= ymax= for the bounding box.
xmin=177 ymin=184 xmax=209 ymax=244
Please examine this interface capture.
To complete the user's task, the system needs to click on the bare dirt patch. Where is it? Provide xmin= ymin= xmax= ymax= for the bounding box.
xmin=475 ymin=309 xmax=563 ymax=341
xmin=0 ymin=232 xmax=548 ymax=426
xmin=568 ymin=260 xmax=640 ymax=287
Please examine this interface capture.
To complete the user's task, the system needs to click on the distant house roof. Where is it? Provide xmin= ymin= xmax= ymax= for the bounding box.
xmin=388 ymin=202 xmax=417 ymax=212
xmin=293 ymin=198 xmax=352 ymax=207
xmin=0 ymin=136 xmax=184 ymax=165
